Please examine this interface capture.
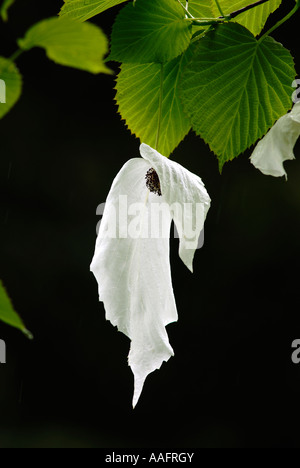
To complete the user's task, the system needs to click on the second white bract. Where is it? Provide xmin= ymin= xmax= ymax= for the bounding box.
xmin=250 ymin=102 xmax=300 ymax=179
xmin=91 ymin=143 xmax=211 ymax=407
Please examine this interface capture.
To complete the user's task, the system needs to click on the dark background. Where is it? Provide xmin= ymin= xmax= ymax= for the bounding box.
xmin=0 ymin=0 xmax=300 ymax=448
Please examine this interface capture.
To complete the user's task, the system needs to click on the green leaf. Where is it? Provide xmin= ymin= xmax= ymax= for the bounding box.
xmin=0 ymin=0 xmax=15 ymax=21
xmin=211 ymin=0 xmax=282 ymax=36
xmin=179 ymin=23 xmax=296 ymax=170
xmin=18 ymin=17 xmax=111 ymax=74
xmin=187 ymin=1 xmax=213 ymax=38
xmin=116 ymin=48 xmax=192 ymax=156
xmin=0 ymin=281 xmax=32 ymax=338
xmin=110 ymin=0 xmax=192 ymax=64
xmin=59 ymin=0 xmax=128 ymax=22
xmin=188 ymin=0 xmax=213 ymax=17
xmin=0 ymin=56 xmax=22 ymax=119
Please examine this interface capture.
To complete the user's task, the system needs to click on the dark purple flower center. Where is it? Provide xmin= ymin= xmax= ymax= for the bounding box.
xmin=145 ymin=168 xmax=162 ymax=196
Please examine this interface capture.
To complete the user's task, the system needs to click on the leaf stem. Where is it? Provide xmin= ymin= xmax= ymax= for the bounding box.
xmin=214 ymin=0 xmax=225 ymax=17
xmin=259 ymin=2 xmax=300 ymax=41
xmin=155 ymin=63 xmax=164 ymax=152
xmin=22 ymin=328 xmax=34 ymax=340
xmin=185 ymin=1 xmax=189 ymax=19
xmin=9 ymin=49 xmax=23 ymax=62
xmin=177 ymin=0 xmax=194 ymax=19
xmin=187 ymin=17 xmax=224 ymax=26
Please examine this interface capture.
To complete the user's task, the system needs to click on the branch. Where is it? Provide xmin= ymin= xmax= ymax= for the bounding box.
xmin=187 ymin=0 xmax=273 ymax=28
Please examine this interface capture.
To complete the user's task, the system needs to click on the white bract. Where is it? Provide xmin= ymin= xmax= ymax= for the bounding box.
xmin=91 ymin=143 xmax=210 ymax=407
xmin=250 ymin=102 xmax=300 ymax=179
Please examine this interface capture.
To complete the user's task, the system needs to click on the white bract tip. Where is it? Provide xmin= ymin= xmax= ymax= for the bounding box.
xmin=91 ymin=144 xmax=211 ymax=406
xmin=250 ymin=102 xmax=300 ymax=180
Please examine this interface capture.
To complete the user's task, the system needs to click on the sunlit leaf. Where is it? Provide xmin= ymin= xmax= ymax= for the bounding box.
xmin=179 ymin=23 xmax=296 ymax=169
xmin=0 ymin=0 xmax=15 ymax=22
xmin=18 ymin=17 xmax=111 ymax=74
xmin=59 ymin=0 xmax=128 ymax=22
xmin=0 ymin=281 xmax=32 ymax=338
xmin=211 ymin=0 xmax=282 ymax=36
xmin=189 ymin=0 xmax=213 ymax=17
xmin=0 ymin=56 xmax=22 ymax=119
xmin=116 ymin=48 xmax=192 ymax=156
xmin=110 ymin=0 xmax=192 ymax=63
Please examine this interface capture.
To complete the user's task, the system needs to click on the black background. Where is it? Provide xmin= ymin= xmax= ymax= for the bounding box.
xmin=0 ymin=0 xmax=300 ymax=448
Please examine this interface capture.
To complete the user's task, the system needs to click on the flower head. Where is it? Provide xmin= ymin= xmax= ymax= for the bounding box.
xmin=250 ymin=102 xmax=300 ymax=179
xmin=91 ymin=143 xmax=210 ymax=407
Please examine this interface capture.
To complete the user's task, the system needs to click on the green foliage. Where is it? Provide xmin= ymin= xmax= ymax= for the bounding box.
xmin=212 ymin=0 xmax=282 ymax=36
xmin=179 ymin=23 xmax=296 ymax=170
xmin=0 ymin=57 xmax=22 ymax=119
xmin=59 ymin=0 xmax=128 ymax=22
xmin=116 ymin=48 xmax=192 ymax=156
xmin=18 ymin=17 xmax=111 ymax=74
xmin=0 ymin=0 xmax=15 ymax=21
xmin=0 ymin=0 xmax=297 ymax=168
xmin=110 ymin=0 xmax=192 ymax=63
xmin=189 ymin=0 xmax=213 ymax=17
xmin=177 ymin=0 xmax=282 ymax=37
xmin=188 ymin=0 xmax=213 ymax=37
xmin=0 ymin=281 xmax=32 ymax=338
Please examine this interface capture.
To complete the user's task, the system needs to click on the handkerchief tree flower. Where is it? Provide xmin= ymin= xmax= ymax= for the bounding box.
xmin=0 ymin=0 xmax=300 ymax=415
xmin=12 ymin=0 xmax=295 ymax=407
xmin=91 ymin=144 xmax=211 ymax=407
xmin=251 ymin=102 xmax=300 ymax=179
xmin=82 ymin=0 xmax=299 ymax=406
